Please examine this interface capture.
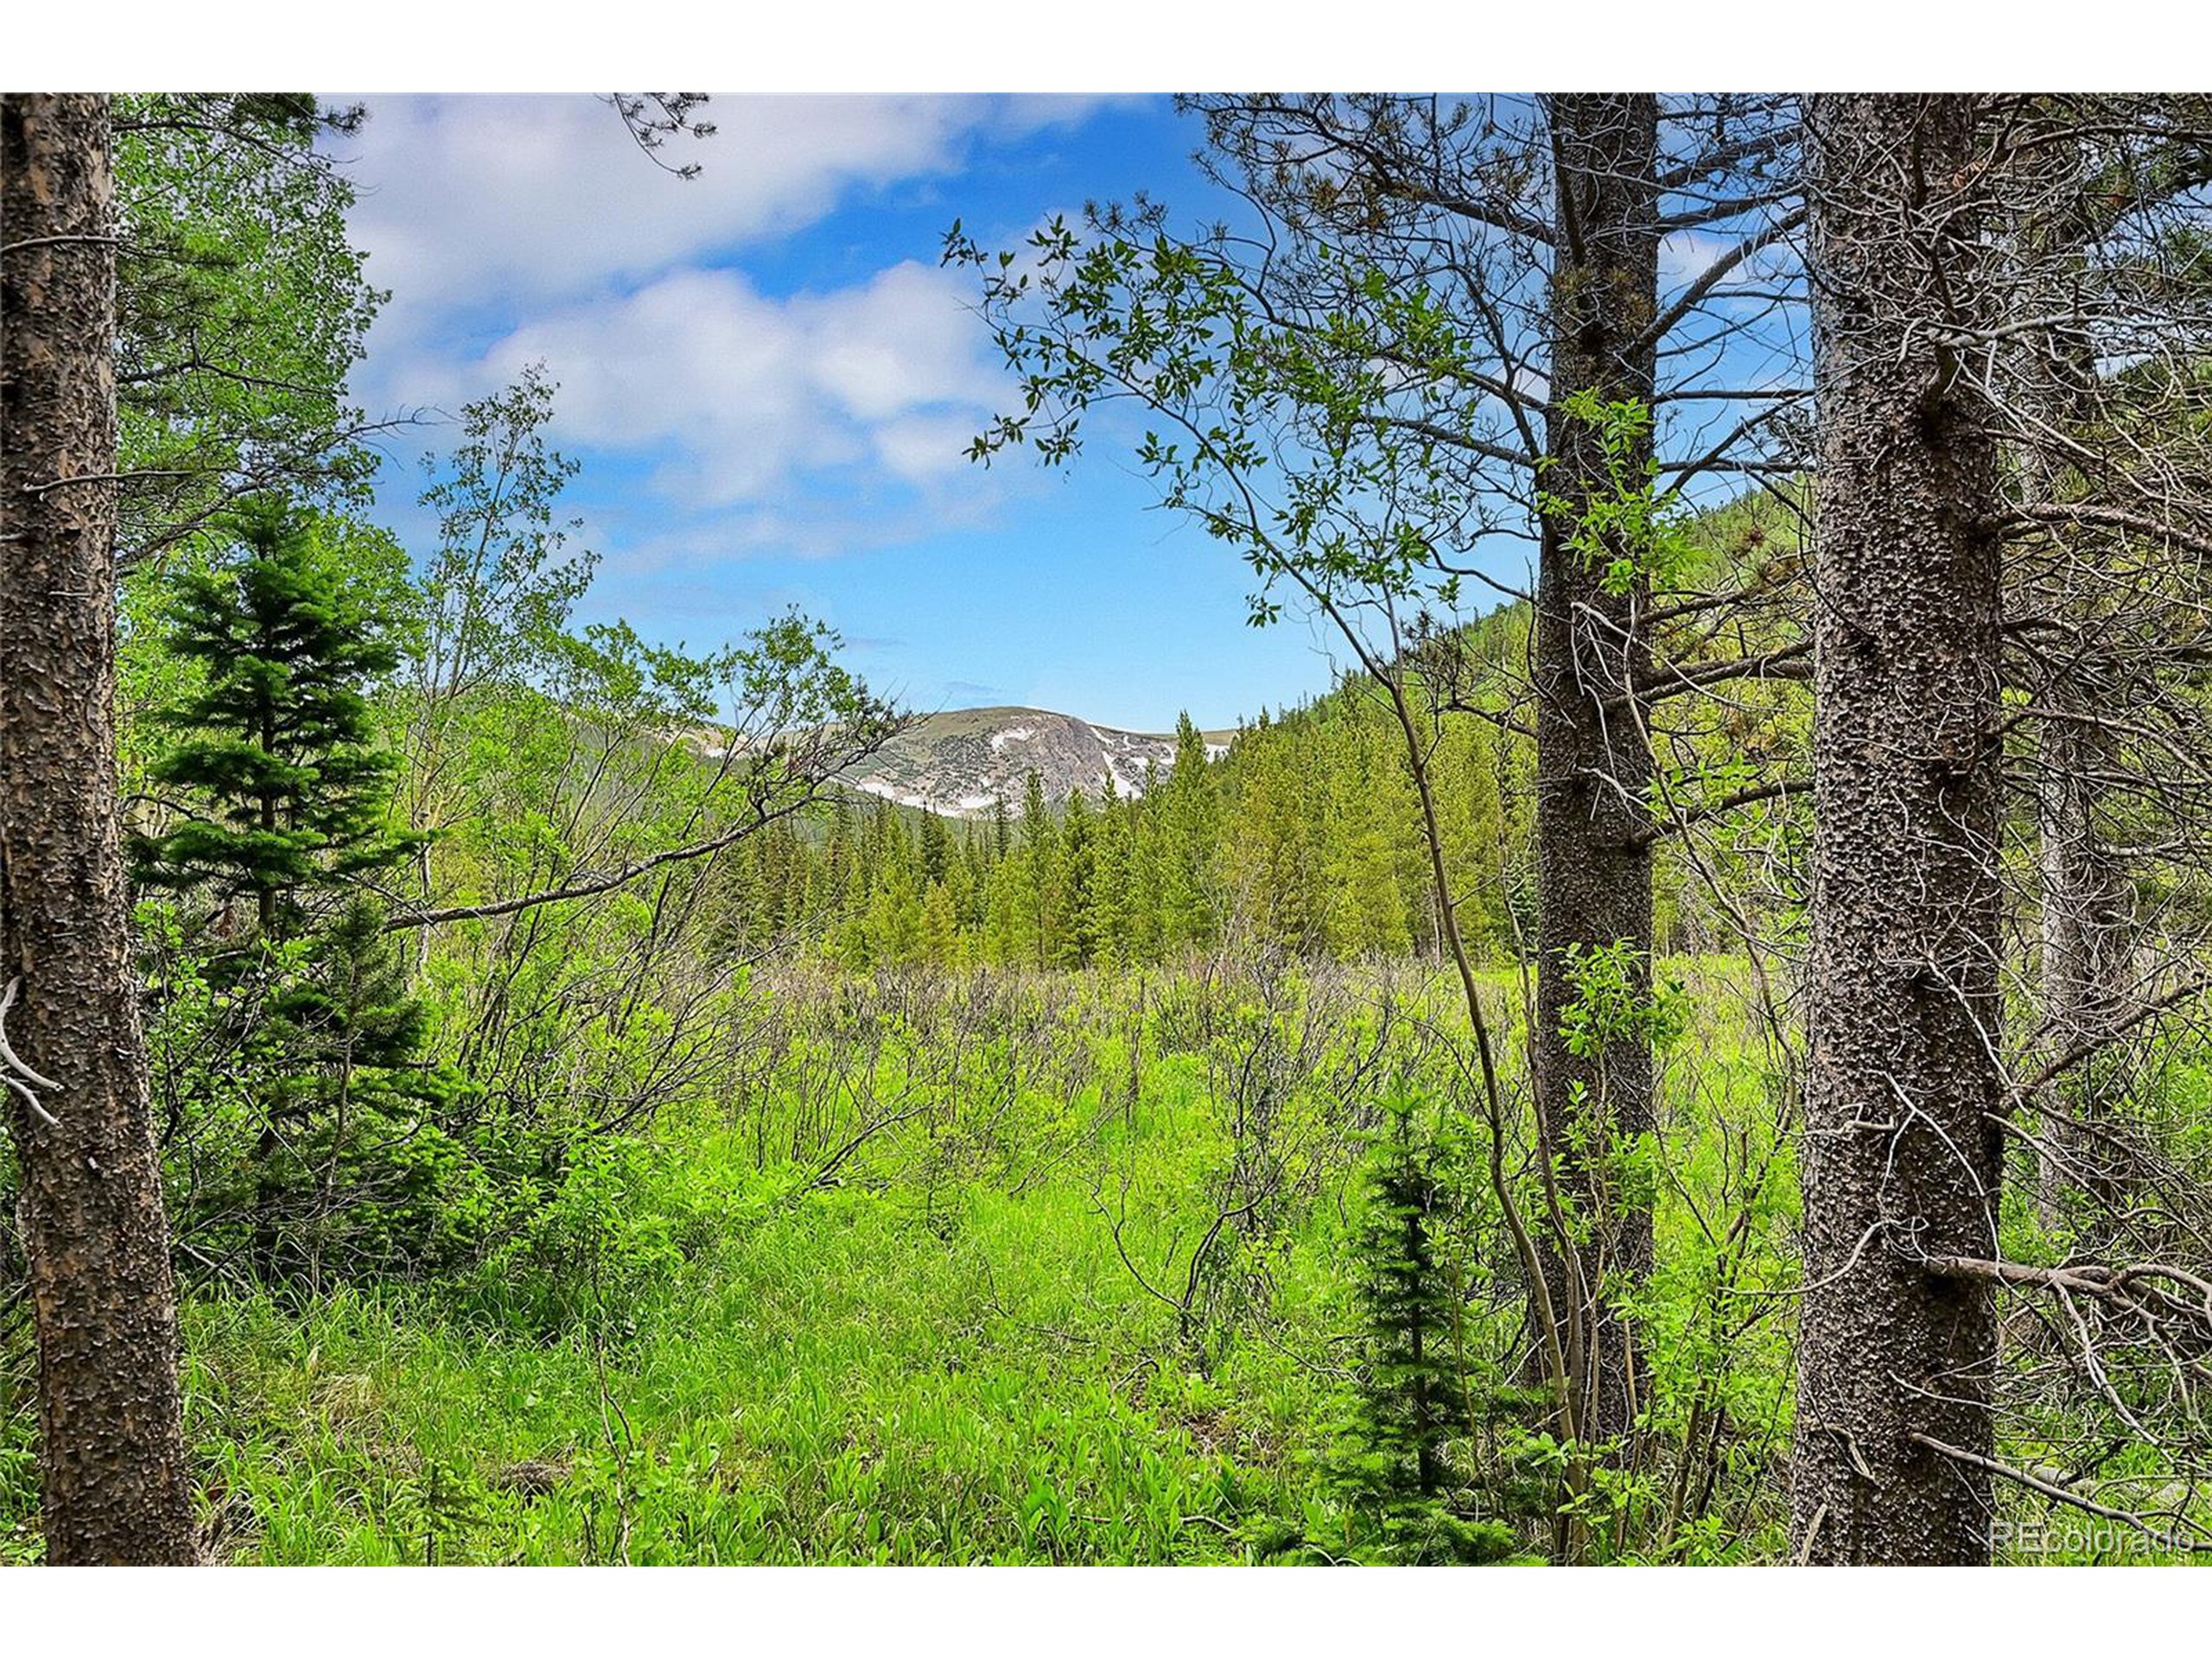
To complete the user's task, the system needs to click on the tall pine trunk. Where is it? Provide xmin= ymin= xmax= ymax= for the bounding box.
xmin=1792 ymin=93 xmax=2005 ymax=1566
xmin=1531 ymin=92 xmax=1661 ymax=1447
xmin=1 ymin=92 xmax=199 ymax=1565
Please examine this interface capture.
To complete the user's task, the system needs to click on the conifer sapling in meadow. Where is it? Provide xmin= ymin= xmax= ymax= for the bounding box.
xmin=130 ymin=497 xmax=472 ymax=1281
xmin=1334 ymin=1093 xmax=1514 ymax=1564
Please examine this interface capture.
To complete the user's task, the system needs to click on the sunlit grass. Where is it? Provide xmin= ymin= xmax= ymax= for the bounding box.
xmin=139 ymin=1103 xmax=1344 ymax=1564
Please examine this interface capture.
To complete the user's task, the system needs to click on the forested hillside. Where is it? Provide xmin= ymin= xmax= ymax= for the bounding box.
xmin=9 ymin=91 xmax=2212 ymax=1572
xmin=753 ymin=489 xmax=1806 ymax=976
xmin=739 ymin=630 xmax=1529 ymax=972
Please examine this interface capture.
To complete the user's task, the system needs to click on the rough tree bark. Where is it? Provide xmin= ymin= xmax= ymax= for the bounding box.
xmin=1792 ymin=93 xmax=2005 ymax=1567
xmin=1 ymin=92 xmax=199 ymax=1565
xmin=1531 ymin=92 xmax=1661 ymax=1446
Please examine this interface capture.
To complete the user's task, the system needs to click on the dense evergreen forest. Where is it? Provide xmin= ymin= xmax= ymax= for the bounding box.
xmin=743 ymin=652 xmax=1524 ymax=973
xmin=8 ymin=90 xmax=2212 ymax=1571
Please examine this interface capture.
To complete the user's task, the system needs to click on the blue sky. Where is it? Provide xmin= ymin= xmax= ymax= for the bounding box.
xmin=333 ymin=95 xmax=1361 ymax=734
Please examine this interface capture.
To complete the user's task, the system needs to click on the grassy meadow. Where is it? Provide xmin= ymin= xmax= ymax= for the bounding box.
xmin=8 ymin=958 xmax=1809 ymax=1565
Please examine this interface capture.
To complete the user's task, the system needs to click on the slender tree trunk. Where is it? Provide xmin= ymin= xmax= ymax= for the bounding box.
xmin=1 ymin=92 xmax=200 ymax=1565
xmin=1531 ymin=92 xmax=1661 ymax=1447
xmin=1793 ymin=93 xmax=2005 ymax=1567
xmin=2035 ymin=677 xmax=2134 ymax=1224
xmin=2009 ymin=165 xmax=2139 ymax=1227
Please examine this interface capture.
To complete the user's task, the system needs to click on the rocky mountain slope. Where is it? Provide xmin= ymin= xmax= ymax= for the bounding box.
xmin=841 ymin=706 xmax=1235 ymax=819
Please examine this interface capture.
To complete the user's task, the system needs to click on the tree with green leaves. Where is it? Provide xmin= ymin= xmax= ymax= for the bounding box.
xmin=399 ymin=364 xmax=595 ymax=950
xmin=112 ymin=93 xmax=386 ymax=568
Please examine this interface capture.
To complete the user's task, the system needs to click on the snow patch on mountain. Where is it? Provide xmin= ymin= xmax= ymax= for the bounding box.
xmin=838 ymin=706 xmax=1237 ymax=820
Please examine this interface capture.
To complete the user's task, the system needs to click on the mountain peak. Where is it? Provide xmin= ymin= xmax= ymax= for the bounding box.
xmin=842 ymin=705 xmax=1232 ymax=818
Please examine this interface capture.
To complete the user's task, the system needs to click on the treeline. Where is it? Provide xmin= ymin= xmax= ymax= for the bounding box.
xmin=721 ymin=647 xmax=1529 ymax=973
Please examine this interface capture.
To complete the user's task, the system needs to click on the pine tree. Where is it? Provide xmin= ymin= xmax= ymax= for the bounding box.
xmin=816 ymin=793 xmax=861 ymax=961
xmin=1093 ymin=771 xmax=1135 ymax=969
xmin=1158 ymin=713 xmax=1217 ymax=950
xmin=132 ymin=496 xmax=421 ymax=932
xmin=918 ymin=880 xmax=962 ymax=967
xmin=1225 ymin=722 xmax=1316 ymax=950
xmin=254 ymin=896 xmax=466 ymax=1279
xmin=918 ymin=808 xmax=953 ymax=888
xmin=1019 ymin=769 xmax=1058 ymax=967
xmin=1338 ymin=1094 xmax=1511 ymax=1564
xmin=1129 ymin=760 xmax=1167 ymax=962
xmin=864 ymin=812 xmax=926 ymax=968
xmin=982 ymin=856 xmax=1026 ymax=966
xmin=1058 ymin=788 xmax=1098 ymax=968
xmin=130 ymin=497 xmax=457 ymax=1281
xmin=945 ymin=824 xmax=981 ymax=932
xmin=1325 ymin=724 xmax=1412 ymax=959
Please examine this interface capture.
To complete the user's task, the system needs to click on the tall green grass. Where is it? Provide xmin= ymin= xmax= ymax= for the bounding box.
xmin=0 ymin=960 xmax=1833 ymax=1564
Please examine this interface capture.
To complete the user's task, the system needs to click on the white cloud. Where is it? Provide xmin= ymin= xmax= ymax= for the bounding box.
xmin=338 ymin=94 xmax=1094 ymax=320
xmin=425 ymin=258 xmax=1003 ymax=509
xmin=337 ymin=95 xmax=1103 ymax=558
xmin=873 ymin=408 xmax=989 ymax=486
xmin=1659 ymin=228 xmax=1735 ymax=289
xmin=1659 ymin=224 xmax=1802 ymax=299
